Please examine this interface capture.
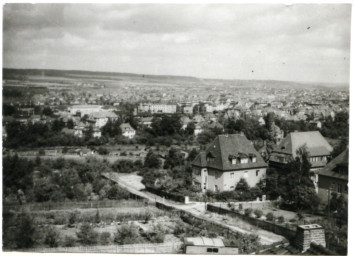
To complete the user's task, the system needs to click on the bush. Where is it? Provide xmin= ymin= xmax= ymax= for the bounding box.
xmin=277 ymin=216 xmax=285 ymax=223
xmin=114 ymin=224 xmax=141 ymax=245
xmin=98 ymin=147 xmax=109 ymax=155
xmin=244 ymin=208 xmax=253 ymax=216
xmin=76 ymin=223 xmax=99 ymax=245
xmin=239 ymin=203 xmax=243 ymax=211
xmin=68 ymin=211 xmax=79 ymax=227
xmin=254 ymin=209 xmax=263 ymax=218
xmin=100 ymin=232 xmax=111 ymax=245
xmin=44 ymin=227 xmax=60 ymax=247
xmin=63 ymin=236 xmax=76 ymax=247
xmin=266 ymin=212 xmax=275 ymax=222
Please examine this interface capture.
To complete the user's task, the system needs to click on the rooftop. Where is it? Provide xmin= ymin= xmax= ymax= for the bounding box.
xmin=184 ymin=237 xmax=225 ymax=247
xmin=192 ymin=134 xmax=268 ymax=171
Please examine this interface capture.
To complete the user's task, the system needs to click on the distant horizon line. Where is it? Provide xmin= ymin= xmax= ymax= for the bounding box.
xmin=3 ymin=66 xmax=349 ymax=87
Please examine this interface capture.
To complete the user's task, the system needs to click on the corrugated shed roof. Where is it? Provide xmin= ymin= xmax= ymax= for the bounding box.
xmin=192 ymin=134 xmax=267 ymax=171
xmin=184 ymin=237 xmax=225 ymax=247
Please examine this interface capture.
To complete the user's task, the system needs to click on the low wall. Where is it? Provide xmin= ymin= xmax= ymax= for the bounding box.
xmin=207 ymin=204 xmax=296 ymax=240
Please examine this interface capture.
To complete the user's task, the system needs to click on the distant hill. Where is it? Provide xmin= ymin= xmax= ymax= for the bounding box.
xmin=3 ymin=68 xmax=348 ymax=89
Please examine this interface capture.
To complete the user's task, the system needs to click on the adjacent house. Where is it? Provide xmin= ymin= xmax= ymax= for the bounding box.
xmin=191 ymin=134 xmax=268 ymax=192
xmin=317 ymin=149 xmax=348 ymax=203
xmin=88 ymin=111 xmax=118 ymax=128
xmin=269 ymin=131 xmax=333 ymax=191
xmin=140 ymin=117 xmax=153 ymax=128
xmin=120 ymin=123 xmax=136 ymax=139
xmin=69 ymin=105 xmax=103 ymax=116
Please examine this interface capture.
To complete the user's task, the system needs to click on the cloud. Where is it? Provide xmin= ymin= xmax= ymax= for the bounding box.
xmin=3 ymin=3 xmax=351 ymax=84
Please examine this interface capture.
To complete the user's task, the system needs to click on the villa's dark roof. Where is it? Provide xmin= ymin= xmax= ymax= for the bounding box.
xmin=192 ymin=134 xmax=267 ymax=171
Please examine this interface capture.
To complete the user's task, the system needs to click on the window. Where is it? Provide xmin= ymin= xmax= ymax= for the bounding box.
xmin=230 ymin=173 xmax=234 ymax=179
xmin=241 ymin=158 xmax=248 ymax=164
xmin=338 ymin=184 xmax=342 ymax=193
xmin=207 ymin=248 xmax=213 ymax=252
xmin=213 ymin=248 xmax=219 ymax=253
xmin=256 ymin=170 xmax=260 ymax=176
xmin=232 ymin=159 xmax=236 ymax=164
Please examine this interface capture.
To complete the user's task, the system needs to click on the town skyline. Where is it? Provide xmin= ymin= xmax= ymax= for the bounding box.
xmin=3 ymin=4 xmax=351 ymax=85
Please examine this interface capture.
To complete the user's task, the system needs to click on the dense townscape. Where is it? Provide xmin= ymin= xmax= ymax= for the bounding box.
xmin=2 ymin=68 xmax=349 ymax=254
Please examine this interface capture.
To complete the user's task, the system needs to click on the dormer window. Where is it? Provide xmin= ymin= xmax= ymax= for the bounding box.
xmin=229 ymin=155 xmax=237 ymax=164
xmin=240 ymin=158 xmax=248 ymax=164
xmin=207 ymin=152 xmax=216 ymax=163
xmin=249 ymin=153 xmax=257 ymax=163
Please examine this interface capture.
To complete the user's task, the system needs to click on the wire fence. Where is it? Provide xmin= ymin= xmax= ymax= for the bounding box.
xmin=21 ymin=242 xmax=182 ymax=253
xmin=3 ymin=199 xmax=151 ymax=212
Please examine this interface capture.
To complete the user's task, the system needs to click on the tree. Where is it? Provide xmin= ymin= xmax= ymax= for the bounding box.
xmin=197 ymin=129 xmax=216 ymax=145
xmin=235 ymin=178 xmax=250 ymax=191
xmin=185 ymin=122 xmax=196 ymax=135
xmin=278 ymin=146 xmax=319 ymax=211
xmin=187 ymin=148 xmax=199 ymax=161
xmin=76 ymin=223 xmax=99 ymax=245
xmin=144 ymin=151 xmax=161 ymax=169
xmin=101 ymin=119 xmax=122 ymax=137
xmin=51 ymin=120 xmax=65 ymax=132
xmin=67 ymin=119 xmax=74 ymax=129
xmin=3 ymin=155 xmax=34 ymax=201
xmin=15 ymin=213 xmax=36 ymax=249
xmin=42 ymin=107 xmax=53 ymax=116
xmin=163 ymin=147 xmax=184 ymax=169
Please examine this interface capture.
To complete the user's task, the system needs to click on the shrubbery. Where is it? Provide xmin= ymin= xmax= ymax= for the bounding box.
xmin=254 ymin=209 xmax=263 ymax=218
xmin=244 ymin=208 xmax=253 ymax=216
xmin=76 ymin=223 xmax=99 ymax=245
xmin=266 ymin=212 xmax=275 ymax=222
xmin=277 ymin=216 xmax=285 ymax=223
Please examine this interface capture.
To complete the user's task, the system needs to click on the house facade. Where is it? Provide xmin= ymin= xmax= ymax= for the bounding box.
xmin=317 ymin=149 xmax=348 ymax=203
xmin=269 ymin=131 xmax=333 ymax=192
xmin=120 ymin=123 xmax=136 ymax=139
xmin=192 ymin=134 xmax=268 ymax=192
xmin=137 ymin=103 xmax=177 ymax=114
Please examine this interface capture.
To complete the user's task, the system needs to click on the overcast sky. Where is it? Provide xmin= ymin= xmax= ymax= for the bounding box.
xmin=3 ymin=4 xmax=352 ymax=84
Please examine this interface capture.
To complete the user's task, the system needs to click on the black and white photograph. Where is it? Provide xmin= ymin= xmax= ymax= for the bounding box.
xmin=2 ymin=2 xmax=351 ymax=255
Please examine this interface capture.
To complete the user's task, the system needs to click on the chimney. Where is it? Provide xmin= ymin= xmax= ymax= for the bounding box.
xmin=294 ymin=224 xmax=326 ymax=252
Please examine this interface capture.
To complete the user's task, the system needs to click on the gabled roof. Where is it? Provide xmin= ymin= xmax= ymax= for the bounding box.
xmin=120 ymin=123 xmax=135 ymax=131
xmin=319 ymin=149 xmax=348 ymax=180
xmin=192 ymin=134 xmax=268 ymax=171
xmin=272 ymin=131 xmax=332 ymax=158
xmin=89 ymin=111 xmax=117 ymax=119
